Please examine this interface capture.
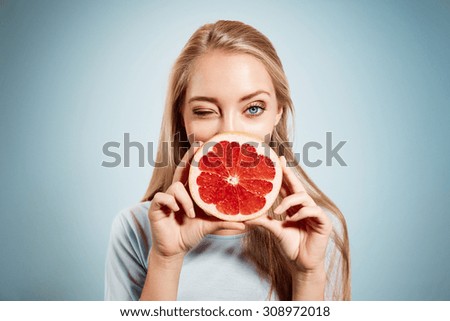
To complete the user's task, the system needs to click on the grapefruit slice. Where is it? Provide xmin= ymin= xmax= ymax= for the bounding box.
xmin=188 ymin=132 xmax=282 ymax=221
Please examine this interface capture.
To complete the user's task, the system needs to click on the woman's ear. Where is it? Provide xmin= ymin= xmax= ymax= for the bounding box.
xmin=275 ymin=105 xmax=283 ymax=126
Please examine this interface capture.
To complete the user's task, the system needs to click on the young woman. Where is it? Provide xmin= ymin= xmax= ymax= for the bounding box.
xmin=105 ymin=20 xmax=350 ymax=301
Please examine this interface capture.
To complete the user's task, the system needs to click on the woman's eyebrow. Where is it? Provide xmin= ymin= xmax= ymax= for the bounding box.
xmin=187 ymin=90 xmax=270 ymax=104
xmin=188 ymin=96 xmax=219 ymax=104
xmin=239 ymin=90 xmax=271 ymax=102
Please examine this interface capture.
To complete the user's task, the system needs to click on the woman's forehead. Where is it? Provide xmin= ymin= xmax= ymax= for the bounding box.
xmin=186 ymin=51 xmax=275 ymax=100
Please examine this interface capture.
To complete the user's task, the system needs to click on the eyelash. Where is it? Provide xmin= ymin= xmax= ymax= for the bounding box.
xmin=192 ymin=109 xmax=216 ymax=118
xmin=192 ymin=102 xmax=266 ymax=118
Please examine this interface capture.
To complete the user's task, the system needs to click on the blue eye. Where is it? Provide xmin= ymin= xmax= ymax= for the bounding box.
xmin=246 ymin=104 xmax=265 ymax=116
xmin=248 ymin=106 xmax=259 ymax=114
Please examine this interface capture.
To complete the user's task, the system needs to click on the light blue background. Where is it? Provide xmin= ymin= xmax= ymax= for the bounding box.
xmin=1 ymin=0 xmax=449 ymax=300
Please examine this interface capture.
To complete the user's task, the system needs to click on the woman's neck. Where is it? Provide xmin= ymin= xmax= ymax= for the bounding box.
xmin=211 ymin=228 xmax=248 ymax=236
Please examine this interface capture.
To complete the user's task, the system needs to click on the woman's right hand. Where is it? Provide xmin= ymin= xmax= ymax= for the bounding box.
xmin=148 ymin=142 xmax=246 ymax=259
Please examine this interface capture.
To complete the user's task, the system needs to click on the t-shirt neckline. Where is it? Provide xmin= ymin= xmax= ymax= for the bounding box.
xmin=205 ymin=232 xmax=247 ymax=240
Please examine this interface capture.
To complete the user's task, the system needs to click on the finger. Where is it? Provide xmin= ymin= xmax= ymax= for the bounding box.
xmin=285 ymin=206 xmax=332 ymax=233
xmin=172 ymin=141 xmax=204 ymax=184
xmin=150 ymin=192 xmax=180 ymax=216
xmin=244 ymin=215 xmax=285 ymax=238
xmin=280 ymin=156 xmax=307 ymax=194
xmin=167 ymin=181 xmax=196 ymax=218
xmin=273 ymin=192 xmax=316 ymax=215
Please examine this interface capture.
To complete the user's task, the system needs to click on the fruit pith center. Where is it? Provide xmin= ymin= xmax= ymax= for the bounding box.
xmin=226 ymin=175 xmax=239 ymax=186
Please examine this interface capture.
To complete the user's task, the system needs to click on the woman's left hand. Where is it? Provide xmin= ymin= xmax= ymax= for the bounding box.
xmin=245 ymin=156 xmax=332 ymax=273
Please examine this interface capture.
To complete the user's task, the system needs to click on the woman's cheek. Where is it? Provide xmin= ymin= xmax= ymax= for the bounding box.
xmin=244 ymin=122 xmax=276 ymax=142
xmin=185 ymin=120 xmax=218 ymax=143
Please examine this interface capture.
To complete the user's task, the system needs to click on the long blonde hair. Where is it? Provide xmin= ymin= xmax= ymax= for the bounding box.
xmin=142 ymin=20 xmax=351 ymax=300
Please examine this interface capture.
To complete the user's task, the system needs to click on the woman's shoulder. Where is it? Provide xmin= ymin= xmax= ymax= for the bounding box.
xmin=114 ymin=201 xmax=151 ymax=225
xmin=105 ymin=202 xmax=152 ymax=300
xmin=109 ymin=201 xmax=152 ymax=248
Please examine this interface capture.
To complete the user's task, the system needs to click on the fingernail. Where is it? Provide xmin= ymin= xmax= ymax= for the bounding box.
xmin=273 ymin=206 xmax=282 ymax=214
xmin=189 ymin=208 xmax=195 ymax=218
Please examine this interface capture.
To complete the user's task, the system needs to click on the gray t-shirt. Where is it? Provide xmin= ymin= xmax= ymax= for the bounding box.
xmin=104 ymin=201 xmax=276 ymax=300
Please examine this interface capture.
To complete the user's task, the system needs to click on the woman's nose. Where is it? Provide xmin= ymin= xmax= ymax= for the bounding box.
xmin=220 ymin=113 xmax=239 ymax=133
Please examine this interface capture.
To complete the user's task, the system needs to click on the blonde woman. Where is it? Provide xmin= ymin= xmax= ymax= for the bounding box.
xmin=105 ymin=20 xmax=350 ymax=301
